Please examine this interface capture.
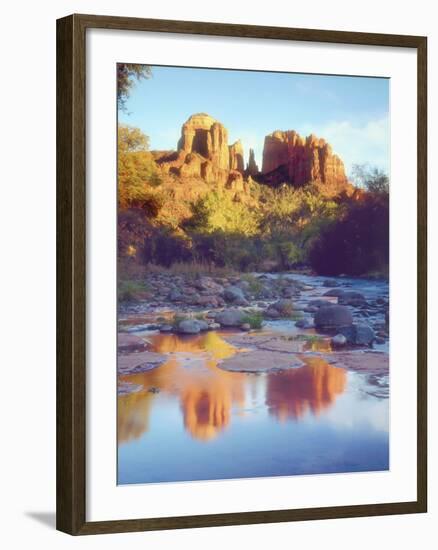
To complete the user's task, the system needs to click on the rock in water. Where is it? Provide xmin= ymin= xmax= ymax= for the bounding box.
xmin=338 ymin=291 xmax=367 ymax=306
xmin=323 ymin=279 xmax=340 ymax=287
xmin=295 ymin=317 xmax=315 ymax=329
xmin=215 ymin=310 xmax=246 ymax=327
xmin=271 ymin=299 xmax=294 ymax=317
xmin=339 ymin=323 xmax=375 ymax=346
xmin=323 ymin=288 xmax=346 ymax=297
xmin=314 ymin=305 xmax=353 ymax=330
xmin=331 ymin=334 xmax=347 ymax=347
xmin=177 ymin=319 xmax=208 ymax=334
xmin=223 ymin=285 xmax=246 ymax=303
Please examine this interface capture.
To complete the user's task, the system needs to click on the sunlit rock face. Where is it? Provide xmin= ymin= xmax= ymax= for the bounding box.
xmin=155 ymin=113 xmax=251 ymax=191
xmin=266 ymin=357 xmax=347 ymax=421
xmin=262 ymin=130 xmax=349 ymax=193
xmin=229 ymin=140 xmax=245 ymax=172
xmin=159 ymin=113 xmax=230 ymax=185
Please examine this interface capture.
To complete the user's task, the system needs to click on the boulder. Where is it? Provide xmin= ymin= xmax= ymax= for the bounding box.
xmin=308 ymin=298 xmax=332 ymax=308
xmin=223 ymin=285 xmax=246 ymax=303
xmin=215 ymin=309 xmax=246 ymax=327
xmin=117 ymin=333 xmax=147 ymax=353
xmin=194 ymin=277 xmax=223 ymax=293
xmin=264 ymin=307 xmax=280 ymax=318
xmin=177 ymin=319 xmax=208 ymax=334
xmin=323 ymin=288 xmax=346 ymax=297
xmin=168 ymin=289 xmax=183 ymax=301
xmin=323 ymin=279 xmax=340 ymax=287
xmin=295 ymin=317 xmax=315 ymax=329
xmin=338 ymin=323 xmax=375 ymax=346
xmin=195 ymin=319 xmax=209 ymax=331
xmin=338 ymin=291 xmax=367 ymax=306
xmin=314 ymin=305 xmax=353 ymax=330
xmin=272 ymin=299 xmax=294 ymax=317
xmin=196 ymin=295 xmax=220 ymax=307
xmin=282 ymin=286 xmax=299 ymax=298
xmin=331 ymin=334 xmax=347 ymax=347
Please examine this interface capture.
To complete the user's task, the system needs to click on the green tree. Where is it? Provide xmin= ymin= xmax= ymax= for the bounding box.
xmin=186 ymin=191 xmax=260 ymax=236
xmin=118 ymin=125 xmax=162 ymax=209
xmin=117 ymin=63 xmax=151 ymax=111
xmin=118 ymin=124 xmax=149 ymax=153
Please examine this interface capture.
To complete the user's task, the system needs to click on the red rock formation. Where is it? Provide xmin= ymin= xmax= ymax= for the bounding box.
xmin=246 ymin=148 xmax=259 ymax=176
xmin=153 ymin=115 xmax=349 ymax=197
xmin=157 ymin=113 xmax=232 ymax=185
xmin=262 ymin=130 xmax=348 ymax=192
xmin=177 ymin=113 xmax=228 ymax=168
xmin=229 ymin=140 xmax=244 ymax=172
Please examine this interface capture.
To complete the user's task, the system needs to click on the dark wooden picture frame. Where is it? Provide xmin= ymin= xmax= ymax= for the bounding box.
xmin=56 ymin=13 xmax=427 ymax=535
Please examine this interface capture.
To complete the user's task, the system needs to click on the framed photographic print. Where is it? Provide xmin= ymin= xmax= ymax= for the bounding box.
xmin=56 ymin=14 xmax=427 ymax=535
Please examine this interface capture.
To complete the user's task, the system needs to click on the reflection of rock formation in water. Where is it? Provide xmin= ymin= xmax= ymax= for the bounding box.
xmin=179 ymin=357 xmax=245 ymax=441
xmin=148 ymin=332 xmax=236 ymax=359
xmin=266 ymin=358 xmax=346 ymax=421
xmin=118 ymin=390 xmax=155 ymax=444
xmin=118 ymin=332 xmax=246 ymax=443
xmin=181 ymin=385 xmax=232 ymax=441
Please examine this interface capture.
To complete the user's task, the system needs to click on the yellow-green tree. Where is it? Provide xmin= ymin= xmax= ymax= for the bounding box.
xmin=118 ymin=125 xmax=162 ymax=210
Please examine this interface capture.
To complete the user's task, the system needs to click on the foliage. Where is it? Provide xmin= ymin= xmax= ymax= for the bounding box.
xmin=309 ymin=192 xmax=389 ymax=276
xmin=242 ymin=310 xmax=264 ymax=329
xmin=117 ymin=63 xmax=151 ymax=111
xmin=241 ymin=274 xmax=265 ymax=296
xmin=118 ymin=280 xmax=150 ymax=301
xmin=118 ymin=125 xmax=162 ymax=209
xmin=352 ymin=163 xmax=389 ymax=195
xmin=116 ymin=130 xmax=389 ymax=277
xmin=185 ymin=191 xmax=260 ymax=236
xmin=118 ymin=124 xmax=149 ymax=153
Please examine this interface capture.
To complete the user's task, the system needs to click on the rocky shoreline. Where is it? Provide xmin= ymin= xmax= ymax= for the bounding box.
xmin=119 ymin=272 xmax=389 ymax=337
xmin=117 ymin=272 xmax=389 ymax=386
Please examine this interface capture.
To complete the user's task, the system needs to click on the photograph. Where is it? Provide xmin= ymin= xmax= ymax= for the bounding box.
xmin=116 ymin=63 xmax=390 ymax=485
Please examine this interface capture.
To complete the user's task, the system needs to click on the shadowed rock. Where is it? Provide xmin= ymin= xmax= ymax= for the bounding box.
xmin=314 ymin=305 xmax=353 ymax=330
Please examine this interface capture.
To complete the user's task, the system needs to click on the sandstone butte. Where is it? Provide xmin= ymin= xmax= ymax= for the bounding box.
xmin=152 ymin=113 xmax=351 ymax=196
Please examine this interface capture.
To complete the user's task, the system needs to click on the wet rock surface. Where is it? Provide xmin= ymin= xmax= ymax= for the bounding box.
xmin=118 ymin=272 xmax=389 ymax=394
xmin=118 ymin=351 xmax=168 ymax=376
xmin=218 ymin=350 xmax=305 ymax=372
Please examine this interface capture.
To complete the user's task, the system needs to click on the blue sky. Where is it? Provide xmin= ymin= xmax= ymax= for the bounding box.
xmin=119 ymin=65 xmax=390 ymax=178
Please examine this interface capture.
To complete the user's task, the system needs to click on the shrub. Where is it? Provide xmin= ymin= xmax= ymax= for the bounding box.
xmin=242 ymin=310 xmax=264 ymax=329
xmin=241 ymin=274 xmax=265 ymax=296
xmin=309 ymin=194 xmax=389 ymax=276
xmin=118 ymin=280 xmax=150 ymax=301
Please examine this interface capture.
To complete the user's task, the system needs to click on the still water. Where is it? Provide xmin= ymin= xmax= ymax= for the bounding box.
xmin=118 ymin=331 xmax=389 ymax=484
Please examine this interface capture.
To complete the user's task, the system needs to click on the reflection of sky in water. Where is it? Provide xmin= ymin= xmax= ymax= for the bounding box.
xmin=118 ymin=331 xmax=389 ymax=485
